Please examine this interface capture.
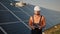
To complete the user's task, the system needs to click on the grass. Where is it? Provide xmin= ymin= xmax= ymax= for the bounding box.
xmin=44 ymin=24 xmax=60 ymax=34
xmin=51 ymin=29 xmax=60 ymax=34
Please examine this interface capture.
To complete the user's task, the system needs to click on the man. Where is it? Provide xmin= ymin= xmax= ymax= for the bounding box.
xmin=29 ymin=6 xmax=46 ymax=34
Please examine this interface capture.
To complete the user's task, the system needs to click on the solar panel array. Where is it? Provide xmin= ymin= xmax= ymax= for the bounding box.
xmin=0 ymin=0 xmax=60 ymax=34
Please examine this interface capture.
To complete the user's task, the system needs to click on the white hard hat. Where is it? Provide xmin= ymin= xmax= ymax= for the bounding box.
xmin=34 ymin=6 xmax=41 ymax=11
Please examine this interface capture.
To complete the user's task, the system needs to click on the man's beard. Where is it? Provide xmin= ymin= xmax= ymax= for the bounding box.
xmin=37 ymin=14 xmax=40 ymax=15
xmin=34 ymin=13 xmax=40 ymax=15
xmin=35 ymin=13 xmax=40 ymax=15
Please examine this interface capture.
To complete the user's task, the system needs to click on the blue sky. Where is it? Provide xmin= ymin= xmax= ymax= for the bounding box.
xmin=15 ymin=0 xmax=60 ymax=11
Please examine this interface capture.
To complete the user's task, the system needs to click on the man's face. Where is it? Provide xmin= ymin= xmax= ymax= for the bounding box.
xmin=34 ymin=11 xmax=40 ymax=15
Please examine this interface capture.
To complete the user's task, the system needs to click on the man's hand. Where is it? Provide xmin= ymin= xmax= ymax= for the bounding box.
xmin=39 ymin=26 xmax=42 ymax=29
xmin=31 ymin=26 xmax=35 ymax=30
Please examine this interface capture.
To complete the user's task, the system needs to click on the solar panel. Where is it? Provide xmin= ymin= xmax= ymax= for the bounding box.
xmin=0 ymin=4 xmax=7 ymax=10
xmin=0 ymin=0 xmax=60 ymax=34
xmin=0 ymin=29 xmax=4 ymax=34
